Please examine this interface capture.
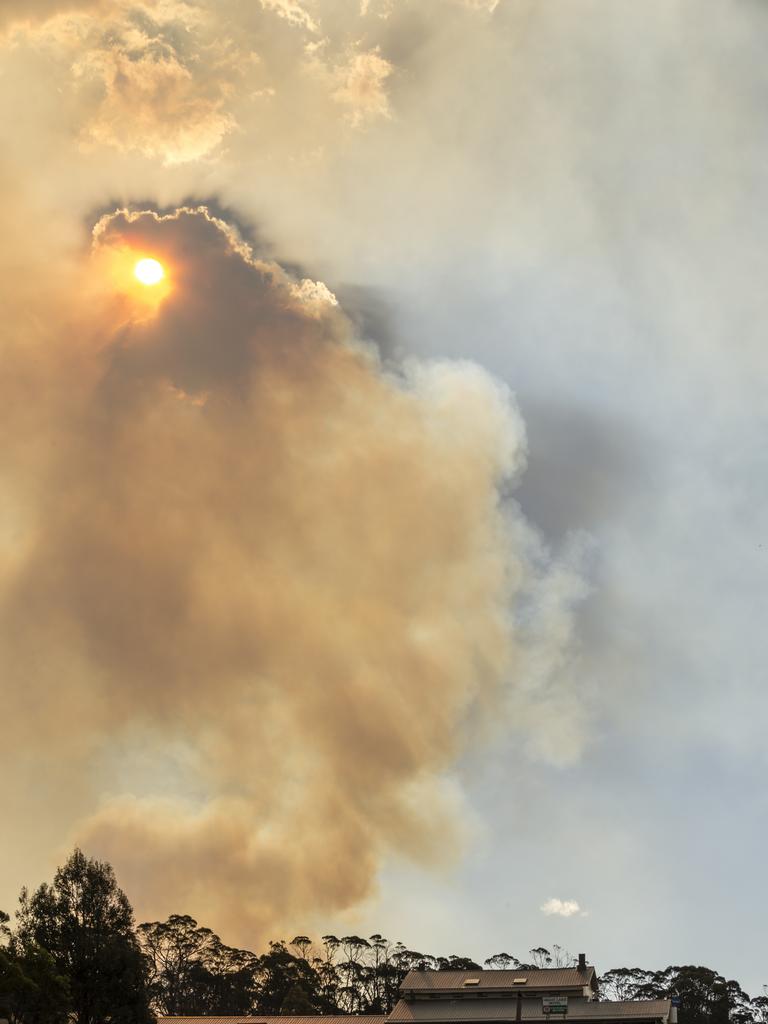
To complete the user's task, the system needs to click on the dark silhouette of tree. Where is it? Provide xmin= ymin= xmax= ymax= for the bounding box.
xmin=528 ymin=947 xmax=552 ymax=969
xmin=204 ymin=942 xmax=260 ymax=1015
xmin=484 ymin=953 xmax=521 ymax=970
xmin=256 ymin=941 xmax=330 ymax=1015
xmin=549 ymin=946 xmax=575 ymax=969
xmin=281 ymin=981 xmax=320 ymax=1014
xmin=138 ymin=915 xmax=219 ymax=1015
xmin=0 ymin=946 xmax=70 ymax=1024
xmin=604 ymin=965 xmax=758 ymax=1024
xmin=15 ymin=849 xmax=151 ymax=1024
xmin=138 ymin=914 xmax=258 ymax=1015
xmin=0 ymin=909 xmax=70 ymax=1024
xmin=291 ymin=936 xmax=314 ymax=962
xmin=436 ymin=956 xmax=482 ymax=971
xmin=365 ymin=935 xmax=400 ymax=1013
xmin=752 ymin=995 xmax=768 ymax=1024
xmin=600 ymin=968 xmax=654 ymax=1002
xmin=337 ymin=936 xmax=372 ymax=1013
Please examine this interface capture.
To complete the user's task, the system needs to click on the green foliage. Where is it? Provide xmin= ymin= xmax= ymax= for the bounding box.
xmin=600 ymin=968 xmax=654 ymax=1002
xmin=1 ymin=909 xmax=69 ymax=1024
xmin=256 ymin=940 xmax=331 ymax=1014
xmin=138 ymin=914 xmax=260 ymax=1015
xmin=484 ymin=953 xmax=520 ymax=969
xmin=15 ymin=849 xmax=152 ymax=1024
xmin=600 ymin=964 xmax=760 ymax=1024
xmin=0 ymin=943 xmax=70 ymax=1024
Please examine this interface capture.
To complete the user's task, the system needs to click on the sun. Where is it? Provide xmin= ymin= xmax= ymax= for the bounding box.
xmin=134 ymin=257 xmax=165 ymax=286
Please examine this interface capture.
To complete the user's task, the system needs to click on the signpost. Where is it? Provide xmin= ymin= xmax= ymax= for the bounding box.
xmin=542 ymin=998 xmax=569 ymax=1016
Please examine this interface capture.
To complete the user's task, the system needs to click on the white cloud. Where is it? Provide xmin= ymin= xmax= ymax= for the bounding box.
xmin=11 ymin=1 xmax=239 ymax=164
xmin=259 ymin=0 xmax=319 ymax=33
xmin=332 ymin=47 xmax=393 ymax=127
xmin=540 ymin=898 xmax=583 ymax=917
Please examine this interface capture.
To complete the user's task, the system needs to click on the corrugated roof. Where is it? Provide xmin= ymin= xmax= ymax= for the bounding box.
xmin=400 ymin=970 xmax=597 ymax=993
xmin=158 ymin=1004 xmax=670 ymax=1024
xmin=159 ymin=1017 xmax=387 ymax=1024
xmin=578 ymin=1005 xmax=671 ymax=1019
xmin=389 ymin=1000 xmax=670 ymax=1023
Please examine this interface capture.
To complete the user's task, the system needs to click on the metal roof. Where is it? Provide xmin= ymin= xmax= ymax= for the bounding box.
xmin=158 ymin=1002 xmax=670 ymax=1024
xmin=578 ymin=1005 xmax=671 ymax=1020
xmin=389 ymin=1001 xmax=671 ymax=1023
xmin=159 ymin=1018 xmax=387 ymax=1024
xmin=400 ymin=970 xmax=597 ymax=994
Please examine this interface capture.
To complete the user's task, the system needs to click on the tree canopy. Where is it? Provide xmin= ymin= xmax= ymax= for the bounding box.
xmin=9 ymin=850 xmax=152 ymax=1024
xmin=1 ymin=852 xmax=765 ymax=1024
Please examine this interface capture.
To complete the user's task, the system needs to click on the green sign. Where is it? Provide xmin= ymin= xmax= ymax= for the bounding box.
xmin=542 ymin=998 xmax=568 ymax=1015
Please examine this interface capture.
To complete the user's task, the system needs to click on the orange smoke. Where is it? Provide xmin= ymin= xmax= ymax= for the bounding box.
xmin=0 ymin=206 xmax=582 ymax=943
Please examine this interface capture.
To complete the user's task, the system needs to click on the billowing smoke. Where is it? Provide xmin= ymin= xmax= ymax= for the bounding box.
xmin=0 ymin=206 xmax=582 ymax=940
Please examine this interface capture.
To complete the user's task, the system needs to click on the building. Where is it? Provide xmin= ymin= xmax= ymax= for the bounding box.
xmin=160 ymin=957 xmax=676 ymax=1024
xmin=388 ymin=961 xmax=674 ymax=1024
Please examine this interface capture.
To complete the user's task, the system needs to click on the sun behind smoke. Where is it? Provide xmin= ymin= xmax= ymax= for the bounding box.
xmin=0 ymin=205 xmax=585 ymax=943
xmin=134 ymin=257 xmax=165 ymax=286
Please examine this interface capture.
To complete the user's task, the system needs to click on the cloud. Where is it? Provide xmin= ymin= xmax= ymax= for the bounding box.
xmin=2 ymin=0 xmax=405 ymax=165
xmin=74 ymin=44 xmax=237 ymax=165
xmin=332 ymin=47 xmax=393 ymax=127
xmin=0 ymin=204 xmax=584 ymax=940
xmin=0 ymin=0 xmax=98 ymax=30
xmin=540 ymin=898 xmax=583 ymax=918
xmin=260 ymin=0 xmax=320 ymax=34
xmin=460 ymin=0 xmax=501 ymax=12
xmin=6 ymin=1 xmax=238 ymax=164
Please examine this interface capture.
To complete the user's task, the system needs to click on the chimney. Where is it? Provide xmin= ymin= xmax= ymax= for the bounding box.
xmin=577 ymin=954 xmax=587 ymax=972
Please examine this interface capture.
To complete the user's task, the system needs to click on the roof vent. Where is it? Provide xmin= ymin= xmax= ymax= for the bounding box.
xmin=463 ymin=979 xmax=481 ymax=987
xmin=513 ymin=979 xmax=528 ymax=985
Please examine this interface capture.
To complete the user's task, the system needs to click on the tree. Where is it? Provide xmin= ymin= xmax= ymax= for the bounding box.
xmin=255 ymin=941 xmax=328 ymax=1015
xmin=138 ymin=914 xmax=222 ymax=1015
xmin=16 ymin=849 xmax=152 ymax=1024
xmin=437 ymin=956 xmax=482 ymax=971
xmin=280 ymin=982 xmax=318 ymax=1015
xmin=0 ymin=909 xmax=70 ymax=1024
xmin=549 ymin=946 xmax=575 ymax=969
xmin=528 ymin=947 xmax=552 ymax=969
xmin=632 ymin=966 xmax=754 ymax=1024
xmin=290 ymin=936 xmax=313 ymax=962
xmin=337 ymin=936 xmax=372 ymax=1013
xmin=600 ymin=968 xmax=654 ymax=1001
xmin=365 ymin=934 xmax=400 ymax=1014
xmin=485 ymin=954 xmax=521 ymax=970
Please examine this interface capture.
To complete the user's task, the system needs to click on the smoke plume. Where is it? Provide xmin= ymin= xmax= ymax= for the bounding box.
xmin=0 ymin=205 xmax=582 ymax=940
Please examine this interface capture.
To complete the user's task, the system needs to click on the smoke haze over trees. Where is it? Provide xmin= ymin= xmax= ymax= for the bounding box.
xmin=1 ymin=853 xmax=766 ymax=1024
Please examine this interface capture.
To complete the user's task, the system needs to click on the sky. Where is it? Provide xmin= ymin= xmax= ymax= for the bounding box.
xmin=1 ymin=0 xmax=766 ymax=997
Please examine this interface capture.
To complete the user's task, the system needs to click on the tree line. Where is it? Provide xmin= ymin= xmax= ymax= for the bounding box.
xmin=1 ymin=850 xmax=765 ymax=1024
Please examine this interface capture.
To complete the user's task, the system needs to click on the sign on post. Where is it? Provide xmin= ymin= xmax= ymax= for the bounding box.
xmin=542 ymin=998 xmax=569 ymax=1016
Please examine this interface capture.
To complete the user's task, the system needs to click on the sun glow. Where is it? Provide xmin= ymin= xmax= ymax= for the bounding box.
xmin=134 ymin=257 xmax=165 ymax=286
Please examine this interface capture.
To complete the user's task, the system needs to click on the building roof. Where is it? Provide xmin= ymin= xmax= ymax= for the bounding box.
xmin=158 ymin=998 xmax=670 ymax=1024
xmin=400 ymin=970 xmax=598 ymax=995
xmin=159 ymin=1018 xmax=387 ymax=1024
xmin=581 ymin=1006 xmax=671 ymax=1020
xmin=389 ymin=1001 xmax=671 ymax=1023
